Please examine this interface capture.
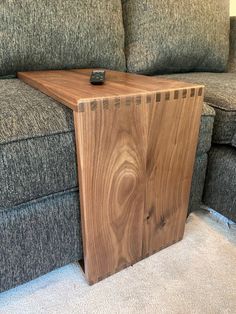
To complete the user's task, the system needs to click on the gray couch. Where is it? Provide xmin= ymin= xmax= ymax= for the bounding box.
xmin=164 ymin=71 xmax=236 ymax=222
xmin=165 ymin=17 xmax=236 ymax=220
xmin=0 ymin=1 xmax=235 ymax=293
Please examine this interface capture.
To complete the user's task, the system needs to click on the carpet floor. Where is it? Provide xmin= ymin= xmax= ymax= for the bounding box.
xmin=0 ymin=210 xmax=235 ymax=314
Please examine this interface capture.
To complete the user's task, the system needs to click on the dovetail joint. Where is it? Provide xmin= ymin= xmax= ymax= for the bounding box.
xmin=103 ymin=99 xmax=109 ymax=110
xmin=91 ymin=100 xmax=97 ymax=111
xmin=114 ymin=97 xmax=120 ymax=108
xmin=156 ymin=93 xmax=161 ymax=102
xmin=198 ymin=88 xmax=203 ymax=96
xmin=190 ymin=88 xmax=195 ymax=97
xmin=136 ymin=95 xmax=141 ymax=105
xmin=165 ymin=92 xmax=170 ymax=101
xmin=174 ymin=90 xmax=179 ymax=99
xmin=79 ymin=103 xmax=85 ymax=112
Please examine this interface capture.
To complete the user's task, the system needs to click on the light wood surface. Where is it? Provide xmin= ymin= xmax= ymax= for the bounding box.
xmin=18 ymin=69 xmax=204 ymax=284
xmin=18 ymin=69 xmax=202 ymax=111
xmin=74 ymin=96 xmax=147 ymax=283
xmin=143 ymin=88 xmax=203 ymax=257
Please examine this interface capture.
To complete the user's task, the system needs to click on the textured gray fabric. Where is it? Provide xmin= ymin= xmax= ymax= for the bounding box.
xmin=189 ymin=154 xmax=208 ymax=213
xmin=0 ymin=1 xmax=126 ymax=76
xmin=1 ymin=134 xmax=78 ymax=210
xmin=162 ymin=73 xmax=236 ymax=145
xmin=232 ymin=134 xmax=236 ymax=148
xmin=213 ymin=108 xmax=236 ymax=146
xmin=229 ymin=17 xmax=236 ymax=72
xmin=202 ymin=103 xmax=216 ymax=117
xmin=204 ymin=145 xmax=236 ymax=222
xmin=197 ymin=103 xmax=215 ymax=155
xmin=188 ymin=102 xmax=214 ymax=213
xmin=0 ymin=79 xmax=74 ymax=145
xmin=122 ymin=0 xmax=230 ymax=74
xmin=0 ymin=80 xmax=78 ymax=209
xmin=0 ymin=189 xmax=82 ymax=293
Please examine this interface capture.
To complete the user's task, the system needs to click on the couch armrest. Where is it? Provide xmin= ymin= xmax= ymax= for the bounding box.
xmin=228 ymin=17 xmax=236 ymax=72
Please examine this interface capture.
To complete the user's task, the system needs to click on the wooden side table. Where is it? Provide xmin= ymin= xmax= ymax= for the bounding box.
xmin=18 ymin=69 xmax=204 ymax=284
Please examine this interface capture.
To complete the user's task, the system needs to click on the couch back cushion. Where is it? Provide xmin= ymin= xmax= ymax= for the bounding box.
xmin=122 ymin=0 xmax=230 ymax=74
xmin=0 ymin=1 xmax=126 ymax=76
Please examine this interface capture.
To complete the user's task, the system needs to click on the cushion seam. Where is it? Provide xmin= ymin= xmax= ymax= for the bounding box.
xmin=0 ymin=187 xmax=79 ymax=214
xmin=0 ymin=129 xmax=75 ymax=146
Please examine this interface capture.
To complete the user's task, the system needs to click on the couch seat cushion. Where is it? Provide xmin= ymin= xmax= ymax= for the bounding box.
xmin=203 ymin=145 xmax=236 ymax=222
xmin=0 ymin=79 xmax=78 ymax=210
xmin=0 ymin=188 xmax=82 ymax=292
xmin=0 ymin=79 xmax=215 ymax=210
xmin=162 ymin=73 xmax=236 ymax=146
xmin=197 ymin=103 xmax=215 ymax=155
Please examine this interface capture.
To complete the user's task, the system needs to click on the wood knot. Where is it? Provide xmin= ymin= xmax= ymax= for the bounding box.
xmin=146 ymin=206 xmax=155 ymax=221
xmin=160 ymin=216 xmax=166 ymax=228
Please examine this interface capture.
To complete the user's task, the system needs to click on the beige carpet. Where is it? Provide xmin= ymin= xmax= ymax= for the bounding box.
xmin=0 ymin=210 xmax=235 ymax=314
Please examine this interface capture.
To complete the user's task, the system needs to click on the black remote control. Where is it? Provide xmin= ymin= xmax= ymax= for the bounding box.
xmin=90 ymin=70 xmax=106 ymax=85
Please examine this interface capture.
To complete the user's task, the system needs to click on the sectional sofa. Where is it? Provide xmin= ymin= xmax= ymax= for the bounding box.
xmin=0 ymin=1 xmax=235 ymax=292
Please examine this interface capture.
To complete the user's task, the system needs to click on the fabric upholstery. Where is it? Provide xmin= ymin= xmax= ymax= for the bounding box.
xmin=0 ymin=80 xmax=78 ymax=210
xmin=0 ymin=1 xmax=126 ymax=76
xmin=162 ymin=73 xmax=236 ymax=145
xmin=0 ymin=189 xmax=82 ymax=293
xmin=189 ymin=104 xmax=215 ymax=212
xmin=1 ymin=135 xmax=78 ymax=210
xmin=122 ymin=0 xmax=230 ymax=74
xmin=197 ymin=103 xmax=215 ymax=155
xmin=213 ymin=108 xmax=236 ymax=146
xmin=0 ymin=79 xmax=74 ymax=144
xmin=0 ymin=79 xmax=215 ymax=210
xmin=189 ymin=154 xmax=208 ymax=213
xmin=232 ymin=134 xmax=236 ymax=148
xmin=229 ymin=17 xmax=236 ymax=72
xmin=204 ymin=145 xmax=236 ymax=222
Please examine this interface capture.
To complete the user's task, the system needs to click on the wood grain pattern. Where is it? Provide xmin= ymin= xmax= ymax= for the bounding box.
xmin=74 ymin=96 xmax=147 ymax=283
xmin=18 ymin=69 xmax=204 ymax=284
xmin=18 ymin=69 xmax=203 ymax=111
xmin=143 ymin=89 xmax=203 ymax=257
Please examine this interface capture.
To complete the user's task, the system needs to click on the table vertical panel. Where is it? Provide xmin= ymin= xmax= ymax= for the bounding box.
xmin=143 ymin=89 xmax=204 ymax=256
xmin=73 ymin=96 xmax=148 ymax=284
